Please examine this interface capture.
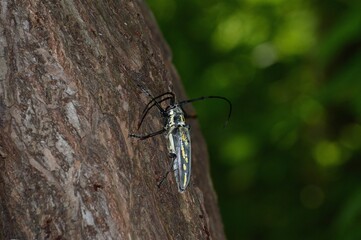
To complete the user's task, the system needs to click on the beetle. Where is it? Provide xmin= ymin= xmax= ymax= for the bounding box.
xmin=129 ymin=89 xmax=231 ymax=193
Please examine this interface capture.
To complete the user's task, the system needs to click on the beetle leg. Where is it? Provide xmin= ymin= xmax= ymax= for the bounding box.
xmin=129 ymin=129 xmax=165 ymax=140
xmin=157 ymin=155 xmax=177 ymax=189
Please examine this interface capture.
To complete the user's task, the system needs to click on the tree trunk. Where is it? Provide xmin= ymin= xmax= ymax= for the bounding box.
xmin=0 ymin=1 xmax=225 ymax=239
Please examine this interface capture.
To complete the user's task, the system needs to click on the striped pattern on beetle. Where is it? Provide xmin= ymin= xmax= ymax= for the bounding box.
xmin=165 ymin=106 xmax=191 ymax=192
xmin=129 ymin=88 xmax=231 ymax=193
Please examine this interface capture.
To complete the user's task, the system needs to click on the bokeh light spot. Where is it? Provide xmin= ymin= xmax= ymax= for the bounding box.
xmin=251 ymin=42 xmax=278 ymax=68
xmin=222 ymin=135 xmax=256 ymax=165
xmin=274 ymin=10 xmax=316 ymax=56
xmin=313 ymin=141 xmax=342 ymax=167
xmin=296 ymin=96 xmax=325 ymax=125
xmin=212 ymin=12 xmax=270 ymax=51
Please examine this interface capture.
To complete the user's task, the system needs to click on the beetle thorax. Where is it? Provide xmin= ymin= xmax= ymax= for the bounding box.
xmin=166 ymin=106 xmax=186 ymax=128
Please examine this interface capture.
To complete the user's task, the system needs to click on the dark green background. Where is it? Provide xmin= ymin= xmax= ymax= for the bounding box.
xmin=147 ymin=0 xmax=361 ymax=239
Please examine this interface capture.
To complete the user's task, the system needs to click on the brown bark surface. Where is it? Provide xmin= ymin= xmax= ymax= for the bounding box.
xmin=0 ymin=1 xmax=225 ymax=239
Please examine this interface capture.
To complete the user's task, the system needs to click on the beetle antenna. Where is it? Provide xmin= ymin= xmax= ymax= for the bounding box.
xmin=178 ymin=96 xmax=232 ymax=127
xmin=135 ymin=83 xmax=166 ymax=114
xmin=138 ymin=95 xmax=174 ymax=129
xmin=141 ymin=92 xmax=175 ymax=116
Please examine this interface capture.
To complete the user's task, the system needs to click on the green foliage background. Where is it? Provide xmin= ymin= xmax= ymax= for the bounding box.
xmin=147 ymin=0 xmax=361 ymax=239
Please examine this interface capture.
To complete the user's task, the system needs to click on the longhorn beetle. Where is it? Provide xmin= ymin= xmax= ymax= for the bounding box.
xmin=129 ymin=88 xmax=232 ymax=193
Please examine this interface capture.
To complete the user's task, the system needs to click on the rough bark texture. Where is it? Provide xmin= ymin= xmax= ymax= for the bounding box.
xmin=0 ymin=0 xmax=225 ymax=239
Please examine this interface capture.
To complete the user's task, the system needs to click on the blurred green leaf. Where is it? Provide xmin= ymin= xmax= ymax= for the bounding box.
xmin=319 ymin=8 xmax=361 ymax=65
xmin=336 ymin=190 xmax=361 ymax=240
xmin=147 ymin=0 xmax=361 ymax=239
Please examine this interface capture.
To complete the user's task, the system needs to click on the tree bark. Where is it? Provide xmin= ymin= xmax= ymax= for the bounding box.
xmin=0 ymin=1 xmax=225 ymax=239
